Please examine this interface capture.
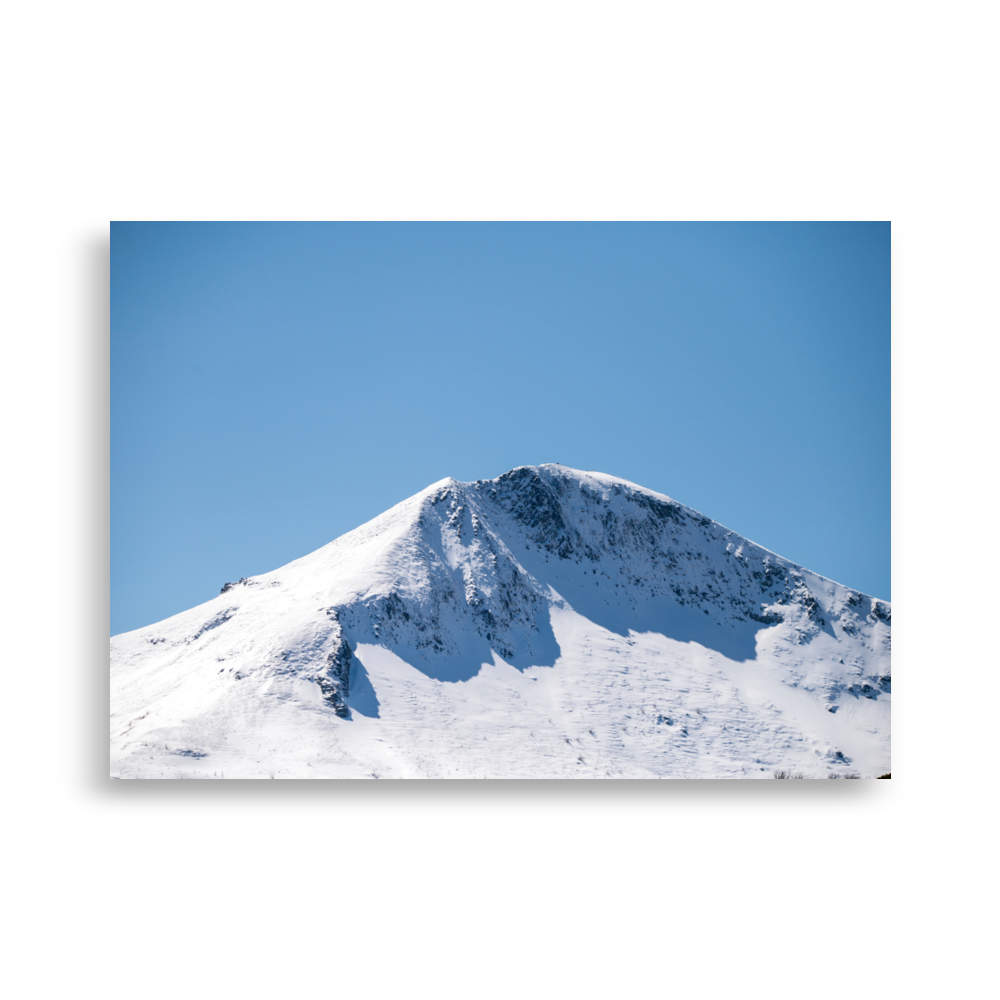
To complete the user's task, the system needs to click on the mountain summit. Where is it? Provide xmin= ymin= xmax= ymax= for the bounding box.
xmin=111 ymin=465 xmax=890 ymax=778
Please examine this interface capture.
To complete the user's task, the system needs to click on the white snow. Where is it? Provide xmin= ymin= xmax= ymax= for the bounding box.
xmin=111 ymin=465 xmax=890 ymax=778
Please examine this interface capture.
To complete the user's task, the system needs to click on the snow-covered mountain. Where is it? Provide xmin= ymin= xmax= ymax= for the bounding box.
xmin=111 ymin=465 xmax=890 ymax=778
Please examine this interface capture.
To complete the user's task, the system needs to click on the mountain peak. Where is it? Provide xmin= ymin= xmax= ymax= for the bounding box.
xmin=111 ymin=466 xmax=890 ymax=778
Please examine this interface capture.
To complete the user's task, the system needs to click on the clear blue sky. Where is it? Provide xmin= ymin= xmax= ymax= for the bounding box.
xmin=111 ymin=222 xmax=890 ymax=635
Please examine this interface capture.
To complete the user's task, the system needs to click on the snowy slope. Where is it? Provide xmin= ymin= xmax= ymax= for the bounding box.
xmin=111 ymin=465 xmax=890 ymax=778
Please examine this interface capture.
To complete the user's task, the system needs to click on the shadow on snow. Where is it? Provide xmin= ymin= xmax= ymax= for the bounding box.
xmin=345 ymin=587 xmax=762 ymax=690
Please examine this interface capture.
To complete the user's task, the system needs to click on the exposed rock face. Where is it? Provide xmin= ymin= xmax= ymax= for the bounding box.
xmin=310 ymin=611 xmax=352 ymax=718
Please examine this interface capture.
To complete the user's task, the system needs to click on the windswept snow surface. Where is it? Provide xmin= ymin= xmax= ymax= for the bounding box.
xmin=111 ymin=465 xmax=890 ymax=778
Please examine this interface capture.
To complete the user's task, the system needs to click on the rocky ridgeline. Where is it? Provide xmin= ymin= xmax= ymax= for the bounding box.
xmin=310 ymin=465 xmax=890 ymax=698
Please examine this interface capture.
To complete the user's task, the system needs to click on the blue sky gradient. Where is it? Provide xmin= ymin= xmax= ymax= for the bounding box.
xmin=112 ymin=222 xmax=890 ymax=635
